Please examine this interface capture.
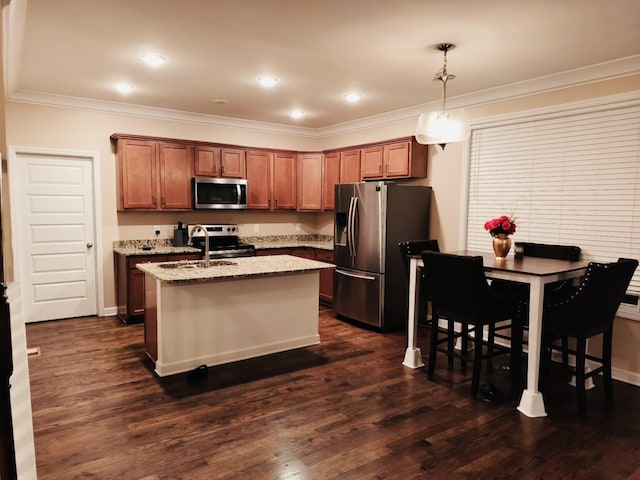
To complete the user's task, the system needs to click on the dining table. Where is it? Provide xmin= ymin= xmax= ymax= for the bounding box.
xmin=403 ymin=249 xmax=589 ymax=418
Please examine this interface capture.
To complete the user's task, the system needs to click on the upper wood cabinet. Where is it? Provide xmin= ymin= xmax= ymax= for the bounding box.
xmin=297 ymin=153 xmax=323 ymax=211
xmin=322 ymin=149 xmax=360 ymax=211
xmin=246 ymin=150 xmax=297 ymax=210
xmin=322 ymin=152 xmax=340 ymax=211
xmin=340 ymin=149 xmax=361 ymax=183
xmin=159 ymin=143 xmax=194 ymax=209
xmin=115 ymin=136 xmax=193 ymax=210
xmin=272 ymin=152 xmax=297 ymax=210
xmin=194 ymin=146 xmax=246 ymax=178
xmin=360 ymin=138 xmax=427 ymax=180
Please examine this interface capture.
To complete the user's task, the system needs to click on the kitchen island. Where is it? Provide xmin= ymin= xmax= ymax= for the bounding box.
xmin=137 ymin=255 xmax=334 ymax=377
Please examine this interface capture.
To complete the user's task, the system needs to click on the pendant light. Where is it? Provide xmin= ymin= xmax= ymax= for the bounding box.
xmin=415 ymin=43 xmax=470 ymax=149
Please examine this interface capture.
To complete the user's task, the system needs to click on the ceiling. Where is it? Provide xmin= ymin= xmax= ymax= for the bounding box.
xmin=4 ymin=0 xmax=640 ymax=133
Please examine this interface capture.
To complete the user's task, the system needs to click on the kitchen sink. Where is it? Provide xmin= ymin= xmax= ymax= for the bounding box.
xmin=158 ymin=260 xmax=237 ymax=269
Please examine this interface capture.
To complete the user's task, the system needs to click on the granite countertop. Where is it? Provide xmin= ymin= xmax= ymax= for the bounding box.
xmin=137 ymin=254 xmax=334 ymax=284
xmin=113 ymin=235 xmax=333 ymax=256
xmin=244 ymin=235 xmax=333 ymax=251
xmin=113 ymin=239 xmax=201 ymax=256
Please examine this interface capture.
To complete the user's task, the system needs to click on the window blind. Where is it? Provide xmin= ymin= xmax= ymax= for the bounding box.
xmin=466 ymin=102 xmax=640 ymax=297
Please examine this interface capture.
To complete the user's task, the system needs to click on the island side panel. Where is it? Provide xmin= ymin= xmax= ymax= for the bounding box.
xmin=144 ymin=273 xmax=158 ymax=361
xmin=154 ymin=271 xmax=321 ymax=377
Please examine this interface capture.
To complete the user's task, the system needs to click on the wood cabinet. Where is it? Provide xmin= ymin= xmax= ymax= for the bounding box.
xmin=360 ymin=138 xmax=427 ymax=180
xmin=314 ymin=249 xmax=335 ymax=305
xmin=297 ymin=153 xmax=323 ymax=211
xmin=113 ymin=133 xmax=427 ymax=214
xmin=194 ymin=146 xmax=246 ymax=178
xmin=322 ymin=152 xmax=340 ymax=211
xmin=115 ymin=136 xmax=193 ymax=210
xmin=115 ymin=252 xmax=201 ymax=323
xmin=246 ymin=150 xmax=297 ymax=210
xmin=322 ymin=149 xmax=361 ymax=211
xmin=256 ymin=247 xmax=334 ymax=304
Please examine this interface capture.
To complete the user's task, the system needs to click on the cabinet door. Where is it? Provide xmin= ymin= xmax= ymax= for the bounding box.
xmin=126 ymin=255 xmax=168 ymax=318
xmin=119 ymin=139 xmax=158 ymax=209
xmin=315 ymin=249 xmax=334 ymax=305
xmin=272 ymin=152 xmax=297 ymax=210
xmin=360 ymin=146 xmax=384 ymax=179
xmin=159 ymin=143 xmax=193 ymax=210
xmin=194 ymin=146 xmax=220 ymax=176
xmin=340 ymin=150 xmax=361 ymax=183
xmin=384 ymin=141 xmax=411 ymax=178
xmin=246 ymin=150 xmax=272 ymax=209
xmin=297 ymin=153 xmax=323 ymax=211
xmin=323 ymin=152 xmax=340 ymax=210
xmin=220 ymin=148 xmax=246 ymax=178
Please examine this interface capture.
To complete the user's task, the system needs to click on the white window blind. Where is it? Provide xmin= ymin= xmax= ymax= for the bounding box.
xmin=466 ymin=102 xmax=640 ymax=298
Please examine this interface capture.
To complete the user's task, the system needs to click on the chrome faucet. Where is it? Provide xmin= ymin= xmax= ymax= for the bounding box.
xmin=188 ymin=224 xmax=210 ymax=267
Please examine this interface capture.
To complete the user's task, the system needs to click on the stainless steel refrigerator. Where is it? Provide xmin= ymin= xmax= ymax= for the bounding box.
xmin=333 ymin=182 xmax=432 ymax=330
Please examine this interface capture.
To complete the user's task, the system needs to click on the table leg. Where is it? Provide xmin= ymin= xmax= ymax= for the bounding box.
xmin=403 ymin=257 xmax=424 ymax=368
xmin=517 ymin=277 xmax=548 ymax=417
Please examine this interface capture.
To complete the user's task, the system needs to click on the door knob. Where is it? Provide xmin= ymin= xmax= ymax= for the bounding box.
xmin=86 ymin=242 xmax=93 ymax=248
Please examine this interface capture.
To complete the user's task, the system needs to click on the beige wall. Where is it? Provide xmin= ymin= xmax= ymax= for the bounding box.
xmin=4 ymin=74 xmax=640 ymax=378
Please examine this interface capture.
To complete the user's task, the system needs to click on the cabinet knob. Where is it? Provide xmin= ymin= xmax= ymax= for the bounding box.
xmin=86 ymin=242 xmax=93 ymax=248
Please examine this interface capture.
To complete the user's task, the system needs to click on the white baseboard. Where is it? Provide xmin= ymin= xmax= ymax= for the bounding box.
xmin=101 ymin=306 xmax=118 ymax=317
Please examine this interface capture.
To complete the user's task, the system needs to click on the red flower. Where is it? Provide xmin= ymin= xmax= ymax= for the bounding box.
xmin=484 ymin=215 xmax=517 ymax=237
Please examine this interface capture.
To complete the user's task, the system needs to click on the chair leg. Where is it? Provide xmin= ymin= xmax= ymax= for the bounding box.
xmin=603 ymin=329 xmax=614 ymax=411
xmin=471 ymin=331 xmax=484 ymax=398
xmin=510 ymin=320 xmax=523 ymax=396
xmin=447 ymin=320 xmax=455 ymax=368
xmin=487 ymin=324 xmax=495 ymax=373
xmin=561 ymin=336 xmax=569 ymax=368
xmin=575 ymin=336 xmax=587 ymax=417
xmin=427 ymin=314 xmax=439 ymax=381
xmin=461 ymin=323 xmax=469 ymax=372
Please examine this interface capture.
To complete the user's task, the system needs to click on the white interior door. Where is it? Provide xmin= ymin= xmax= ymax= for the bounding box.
xmin=12 ymin=151 xmax=97 ymax=323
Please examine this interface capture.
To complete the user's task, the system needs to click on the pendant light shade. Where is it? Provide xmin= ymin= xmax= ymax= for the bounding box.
xmin=416 ymin=108 xmax=470 ymax=146
xmin=416 ymin=43 xmax=470 ymax=149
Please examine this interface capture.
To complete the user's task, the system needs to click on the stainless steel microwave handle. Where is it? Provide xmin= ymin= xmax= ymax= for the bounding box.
xmin=237 ymin=184 xmax=241 ymax=204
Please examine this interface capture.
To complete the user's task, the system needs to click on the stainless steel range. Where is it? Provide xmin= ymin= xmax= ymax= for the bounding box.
xmin=187 ymin=224 xmax=255 ymax=259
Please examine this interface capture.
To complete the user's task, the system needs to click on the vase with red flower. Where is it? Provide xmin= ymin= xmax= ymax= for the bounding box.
xmin=484 ymin=215 xmax=517 ymax=261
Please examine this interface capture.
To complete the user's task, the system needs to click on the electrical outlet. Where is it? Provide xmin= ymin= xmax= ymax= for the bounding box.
xmin=154 ymin=225 xmax=161 ymax=236
xmin=295 ymin=223 xmax=301 ymax=232
xmin=254 ymin=224 xmax=260 ymax=233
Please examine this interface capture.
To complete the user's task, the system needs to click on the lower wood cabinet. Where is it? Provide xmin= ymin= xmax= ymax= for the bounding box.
xmin=256 ymin=247 xmax=334 ymax=304
xmin=115 ymin=252 xmax=201 ymax=323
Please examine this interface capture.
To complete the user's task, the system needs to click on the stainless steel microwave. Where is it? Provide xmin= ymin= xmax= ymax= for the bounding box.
xmin=193 ymin=177 xmax=248 ymax=210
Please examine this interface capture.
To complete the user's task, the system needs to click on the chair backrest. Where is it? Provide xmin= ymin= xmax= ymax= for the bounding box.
xmin=515 ymin=242 xmax=581 ymax=261
xmin=555 ymin=258 xmax=638 ymax=334
xmin=421 ymin=251 xmax=513 ymax=323
xmin=398 ymin=239 xmax=440 ymax=272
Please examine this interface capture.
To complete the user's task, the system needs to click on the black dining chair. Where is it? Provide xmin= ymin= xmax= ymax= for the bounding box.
xmin=421 ymin=251 xmax=524 ymax=398
xmin=541 ymin=257 xmax=638 ymax=416
xmin=399 ymin=240 xmax=463 ymax=370
xmin=489 ymin=242 xmax=582 ymax=362
xmin=398 ymin=239 xmax=440 ymax=328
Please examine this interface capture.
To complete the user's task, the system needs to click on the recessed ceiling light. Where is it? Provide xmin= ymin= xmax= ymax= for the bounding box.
xmin=113 ymin=82 xmax=135 ymax=94
xmin=290 ymin=110 xmax=304 ymax=119
xmin=141 ymin=53 xmax=166 ymax=67
xmin=344 ymin=93 xmax=362 ymax=103
xmin=212 ymin=98 xmax=230 ymax=104
xmin=258 ymin=76 xmax=278 ymax=88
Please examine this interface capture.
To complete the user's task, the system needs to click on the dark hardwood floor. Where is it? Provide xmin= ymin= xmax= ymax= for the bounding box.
xmin=26 ymin=306 xmax=640 ymax=479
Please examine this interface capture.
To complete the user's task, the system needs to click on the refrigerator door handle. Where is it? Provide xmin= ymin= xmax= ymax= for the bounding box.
xmin=347 ymin=196 xmax=355 ymax=257
xmin=348 ymin=196 xmax=358 ymax=257
xmin=335 ymin=269 xmax=377 ymax=281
